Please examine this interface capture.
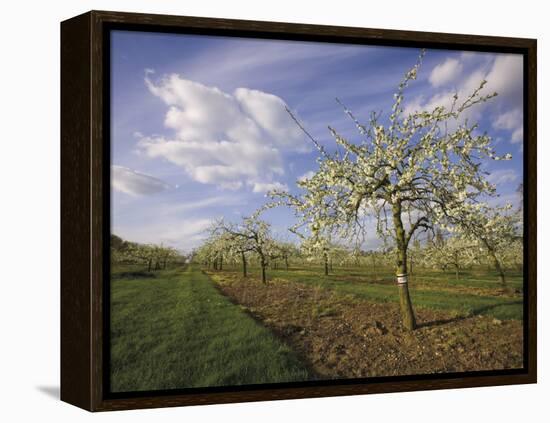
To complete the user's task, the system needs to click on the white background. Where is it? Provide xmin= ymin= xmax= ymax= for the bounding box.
xmin=0 ymin=0 xmax=546 ymax=421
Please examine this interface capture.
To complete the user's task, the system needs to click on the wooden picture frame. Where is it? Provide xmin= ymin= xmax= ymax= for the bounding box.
xmin=61 ymin=10 xmax=536 ymax=411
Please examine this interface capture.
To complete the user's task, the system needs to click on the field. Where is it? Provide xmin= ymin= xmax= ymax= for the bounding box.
xmin=226 ymin=265 xmax=523 ymax=320
xmin=110 ymin=262 xmax=523 ymax=391
xmin=107 ymin=36 xmax=526 ymax=394
xmin=110 ymin=265 xmax=310 ymax=392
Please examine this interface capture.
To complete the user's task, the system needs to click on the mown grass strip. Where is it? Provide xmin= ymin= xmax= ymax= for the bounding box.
xmin=110 ymin=265 xmax=311 ymax=392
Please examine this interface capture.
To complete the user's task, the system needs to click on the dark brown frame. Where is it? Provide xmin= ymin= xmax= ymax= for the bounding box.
xmin=61 ymin=10 xmax=537 ymax=412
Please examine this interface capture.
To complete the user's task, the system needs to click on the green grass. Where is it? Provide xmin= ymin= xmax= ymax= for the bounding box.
xmin=222 ymin=265 xmax=523 ymax=321
xmin=110 ymin=265 xmax=310 ymax=392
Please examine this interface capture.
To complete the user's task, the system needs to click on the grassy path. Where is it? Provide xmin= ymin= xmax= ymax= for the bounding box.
xmin=110 ymin=265 xmax=310 ymax=392
xmin=220 ymin=267 xmax=523 ymax=321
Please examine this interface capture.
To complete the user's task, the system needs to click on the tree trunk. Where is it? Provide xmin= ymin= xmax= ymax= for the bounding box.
xmin=329 ymin=258 xmax=333 ymax=272
xmin=219 ymin=255 xmax=223 ymax=271
xmin=241 ymin=251 xmax=247 ymax=277
xmin=261 ymin=264 xmax=267 ymax=284
xmin=489 ymin=248 xmax=506 ymax=286
xmin=455 ymin=265 xmax=459 ymax=281
xmin=147 ymin=258 xmax=152 ymax=272
xmin=324 ymin=252 xmax=329 ymax=276
xmin=285 ymin=256 xmax=289 ymax=270
xmin=392 ymin=203 xmax=417 ymax=331
xmin=260 ymin=256 xmax=267 ymax=284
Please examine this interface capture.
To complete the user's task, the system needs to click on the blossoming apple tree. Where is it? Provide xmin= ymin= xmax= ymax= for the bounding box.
xmin=111 ymin=238 xmax=180 ymax=272
xmin=212 ymin=215 xmax=281 ymax=284
xmin=447 ymin=203 xmax=522 ymax=286
xmin=424 ymin=235 xmax=478 ymax=280
xmin=269 ymin=51 xmax=512 ymax=330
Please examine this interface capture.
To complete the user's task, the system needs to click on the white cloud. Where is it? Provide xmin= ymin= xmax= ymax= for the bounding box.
xmin=234 ymin=88 xmax=308 ymax=151
xmin=486 ymin=169 xmax=518 ymax=186
xmin=484 ymin=54 xmax=523 ymax=101
xmin=429 ymin=58 xmax=463 ymax=87
xmin=111 ymin=165 xmax=172 ymax=196
xmin=512 ymin=128 xmax=524 ymax=144
xmin=493 ymin=108 xmax=523 ymax=144
xmin=298 ymin=170 xmax=315 ymax=182
xmin=114 ymin=217 xmax=212 ymax=252
xmin=155 ymin=195 xmax=242 ymax=215
xmin=404 ymin=53 xmax=523 ymax=147
xmin=250 ymin=181 xmax=288 ymax=194
xmin=112 ymin=194 xmax=245 ymax=251
xmin=140 ymin=74 xmax=307 ymax=191
xmin=487 ymin=191 xmax=522 ymax=209
xmin=404 ymin=67 xmax=487 ymax=117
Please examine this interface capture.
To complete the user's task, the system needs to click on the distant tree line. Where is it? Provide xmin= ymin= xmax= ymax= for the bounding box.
xmin=111 ymin=234 xmax=183 ymax=272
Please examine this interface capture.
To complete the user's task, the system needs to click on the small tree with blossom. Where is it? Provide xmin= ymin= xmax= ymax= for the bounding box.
xmin=269 ymin=51 xmax=512 ymax=330
xmin=194 ymin=235 xmax=229 ymax=271
xmin=447 ymin=203 xmax=522 ymax=286
xmin=276 ymin=241 xmax=299 ymax=271
xmin=300 ymin=236 xmax=333 ymax=276
xmin=424 ymin=234 xmax=477 ymax=280
xmin=209 ymin=219 xmax=254 ymax=277
xmin=214 ymin=215 xmax=280 ymax=284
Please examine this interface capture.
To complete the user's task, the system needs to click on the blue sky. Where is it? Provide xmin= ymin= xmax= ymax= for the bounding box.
xmin=110 ymin=30 xmax=524 ymax=252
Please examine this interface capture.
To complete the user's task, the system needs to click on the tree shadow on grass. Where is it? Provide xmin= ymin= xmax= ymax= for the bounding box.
xmin=471 ymin=299 xmax=523 ymax=316
xmin=418 ymin=315 xmax=467 ymax=329
xmin=419 ymin=299 xmax=524 ymax=329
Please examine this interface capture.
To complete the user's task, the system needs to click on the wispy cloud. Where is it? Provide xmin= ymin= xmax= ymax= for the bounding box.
xmin=298 ymin=171 xmax=316 ymax=182
xmin=493 ymin=108 xmax=523 ymax=144
xmin=156 ymin=196 xmax=241 ymax=215
xmin=404 ymin=52 xmax=523 ymax=147
xmin=111 ymin=165 xmax=172 ymax=196
xmin=114 ymin=217 xmax=212 ymax=252
xmin=487 ymin=191 xmax=522 ymax=209
xmin=429 ymin=58 xmax=463 ymax=87
xmin=111 ymin=192 xmax=247 ymax=251
xmin=175 ymin=40 xmax=373 ymax=91
xmin=486 ymin=169 xmax=519 ymax=186
xmin=250 ymin=181 xmax=288 ymax=194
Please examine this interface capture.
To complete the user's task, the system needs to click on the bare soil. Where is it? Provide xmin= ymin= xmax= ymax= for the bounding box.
xmin=208 ymin=271 xmax=523 ymax=379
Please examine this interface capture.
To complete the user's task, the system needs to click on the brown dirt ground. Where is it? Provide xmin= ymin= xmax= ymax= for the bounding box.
xmin=207 ymin=271 xmax=523 ymax=380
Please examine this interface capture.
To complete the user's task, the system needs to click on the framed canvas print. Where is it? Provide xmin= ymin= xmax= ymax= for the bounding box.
xmin=60 ymin=10 xmax=536 ymax=411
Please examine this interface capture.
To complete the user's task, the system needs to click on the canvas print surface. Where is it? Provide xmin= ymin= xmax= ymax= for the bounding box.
xmin=109 ymin=30 xmax=525 ymax=393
